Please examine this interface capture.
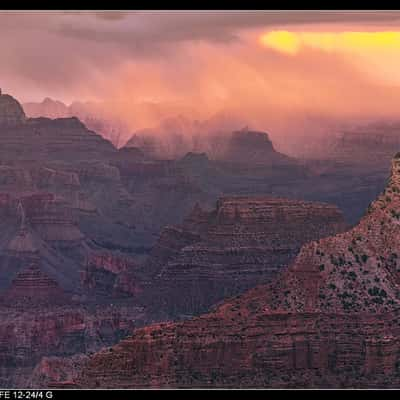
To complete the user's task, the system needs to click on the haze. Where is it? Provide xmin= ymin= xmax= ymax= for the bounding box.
xmin=2 ymin=11 xmax=400 ymax=153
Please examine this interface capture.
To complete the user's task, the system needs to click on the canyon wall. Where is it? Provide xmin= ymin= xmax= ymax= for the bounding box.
xmin=76 ymin=155 xmax=400 ymax=388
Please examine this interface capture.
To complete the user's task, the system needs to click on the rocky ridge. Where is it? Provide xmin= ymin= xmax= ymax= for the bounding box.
xmin=75 ymin=155 xmax=400 ymax=388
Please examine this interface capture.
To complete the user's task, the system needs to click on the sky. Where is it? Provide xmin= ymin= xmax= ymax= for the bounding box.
xmin=3 ymin=10 xmax=400 ymax=149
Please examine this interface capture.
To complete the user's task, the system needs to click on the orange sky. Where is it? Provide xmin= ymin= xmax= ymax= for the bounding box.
xmin=2 ymin=11 xmax=400 ymax=149
xmin=101 ymin=23 xmax=400 ymax=133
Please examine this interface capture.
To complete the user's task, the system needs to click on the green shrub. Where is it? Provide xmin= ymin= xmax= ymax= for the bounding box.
xmin=361 ymin=254 xmax=369 ymax=263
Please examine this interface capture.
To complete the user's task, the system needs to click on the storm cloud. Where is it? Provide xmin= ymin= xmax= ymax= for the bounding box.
xmin=2 ymin=10 xmax=400 ymax=150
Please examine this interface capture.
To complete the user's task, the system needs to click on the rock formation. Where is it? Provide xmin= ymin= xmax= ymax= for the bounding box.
xmin=0 ymin=93 xmax=116 ymax=162
xmin=0 ymin=305 xmax=145 ymax=388
xmin=2 ymin=263 xmax=68 ymax=306
xmin=28 ymin=354 xmax=89 ymax=388
xmin=20 ymin=91 xmax=389 ymax=227
xmin=328 ymin=121 xmax=400 ymax=170
xmin=81 ymin=252 xmax=141 ymax=298
xmin=221 ymin=129 xmax=297 ymax=166
xmin=23 ymin=98 xmax=131 ymax=147
xmin=76 ymin=155 xmax=400 ymax=388
xmin=0 ymin=88 xmax=396 ymax=388
xmin=143 ymin=196 xmax=347 ymax=317
xmin=20 ymin=193 xmax=85 ymax=250
xmin=0 ymin=90 xmax=26 ymax=127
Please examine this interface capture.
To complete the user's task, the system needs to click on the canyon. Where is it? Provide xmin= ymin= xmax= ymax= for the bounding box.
xmin=75 ymin=154 xmax=400 ymax=389
xmin=0 ymin=89 xmax=397 ymax=388
xmin=8 ymin=8 xmax=400 ymax=391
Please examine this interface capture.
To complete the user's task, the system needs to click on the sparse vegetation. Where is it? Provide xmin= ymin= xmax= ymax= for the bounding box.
xmin=368 ymin=286 xmax=387 ymax=301
xmin=391 ymin=209 xmax=400 ymax=220
xmin=361 ymin=254 xmax=369 ymax=263
xmin=348 ymin=271 xmax=357 ymax=280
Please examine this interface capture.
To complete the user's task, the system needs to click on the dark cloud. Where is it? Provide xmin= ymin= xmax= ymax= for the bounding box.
xmin=1 ymin=11 xmax=400 ymax=103
xmin=55 ymin=11 xmax=400 ymax=47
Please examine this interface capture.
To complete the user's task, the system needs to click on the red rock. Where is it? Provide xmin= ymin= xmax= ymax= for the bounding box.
xmin=76 ymin=155 xmax=400 ymax=388
xmin=144 ymin=196 xmax=347 ymax=317
xmin=0 ymin=301 xmax=145 ymax=387
xmin=2 ymin=263 xmax=69 ymax=306
xmin=28 ymin=354 xmax=88 ymax=388
xmin=81 ymin=252 xmax=142 ymax=298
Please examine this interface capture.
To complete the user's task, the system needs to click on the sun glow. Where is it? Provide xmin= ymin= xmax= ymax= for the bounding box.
xmin=259 ymin=31 xmax=400 ymax=55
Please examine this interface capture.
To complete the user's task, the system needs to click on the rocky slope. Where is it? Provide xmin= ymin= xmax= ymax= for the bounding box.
xmin=143 ymin=196 xmax=347 ymax=318
xmin=76 ymin=155 xmax=400 ymax=388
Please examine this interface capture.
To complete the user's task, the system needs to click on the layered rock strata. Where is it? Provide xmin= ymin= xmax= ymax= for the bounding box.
xmin=76 ymin=155 xmax=400 ymax=388
xmin=0 ymin=305 xmax=144 ymax=388
xmin=144 ymin=196 xmax=347 ymax=317
xmin=81 ymin=252 xmax=141 ymax=298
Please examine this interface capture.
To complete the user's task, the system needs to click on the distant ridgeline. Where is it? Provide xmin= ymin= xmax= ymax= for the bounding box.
xmin=0 ymin=90 xmax=116 ymax=161
xmin=330 ymin=122 xmax=400 ymax=166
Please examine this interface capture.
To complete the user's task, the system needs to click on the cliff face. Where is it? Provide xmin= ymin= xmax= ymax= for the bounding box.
xmin=267 ymin=154 xmax=400 ymax=316
xmin=20 ymin=193 xmax=85 ymax=250
xmin=143 ymin=196 xmax=347 ymax=318
xmin=76 ymin=308 xmax=400 ymax=388
xmin=0 ymin=305 xmax=144 ymax=388
xmin=76 ymin=155 xmax=400 ymax=388
xmin=5 ymin=117 xmax=117 ymax=161
xmin=0 ymin=93 xmax=26 ymax=127
xmin=81 ymin=252 xmax=142 ymax=298
xmin=2 ymin=89 xmax=399 ymax=388
xmin=0 ymin=92 xmax=155 ymax=387
xmin=2 ymin=264 xmax=69 ymax=307
xmin=0 ymin=191 xmax=90 ymax=297
xmin=22 ymin=94 xmax=391 ymax=226
xmin=23 ymin=98 xmax=131 ymax=147
xmin=221 ymin=130 xmax=298 ymax=166
xmin=328 ymin=122 xmax=400 ymax=169
xmin=0 ymin=94 xmax=115 ymax=161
